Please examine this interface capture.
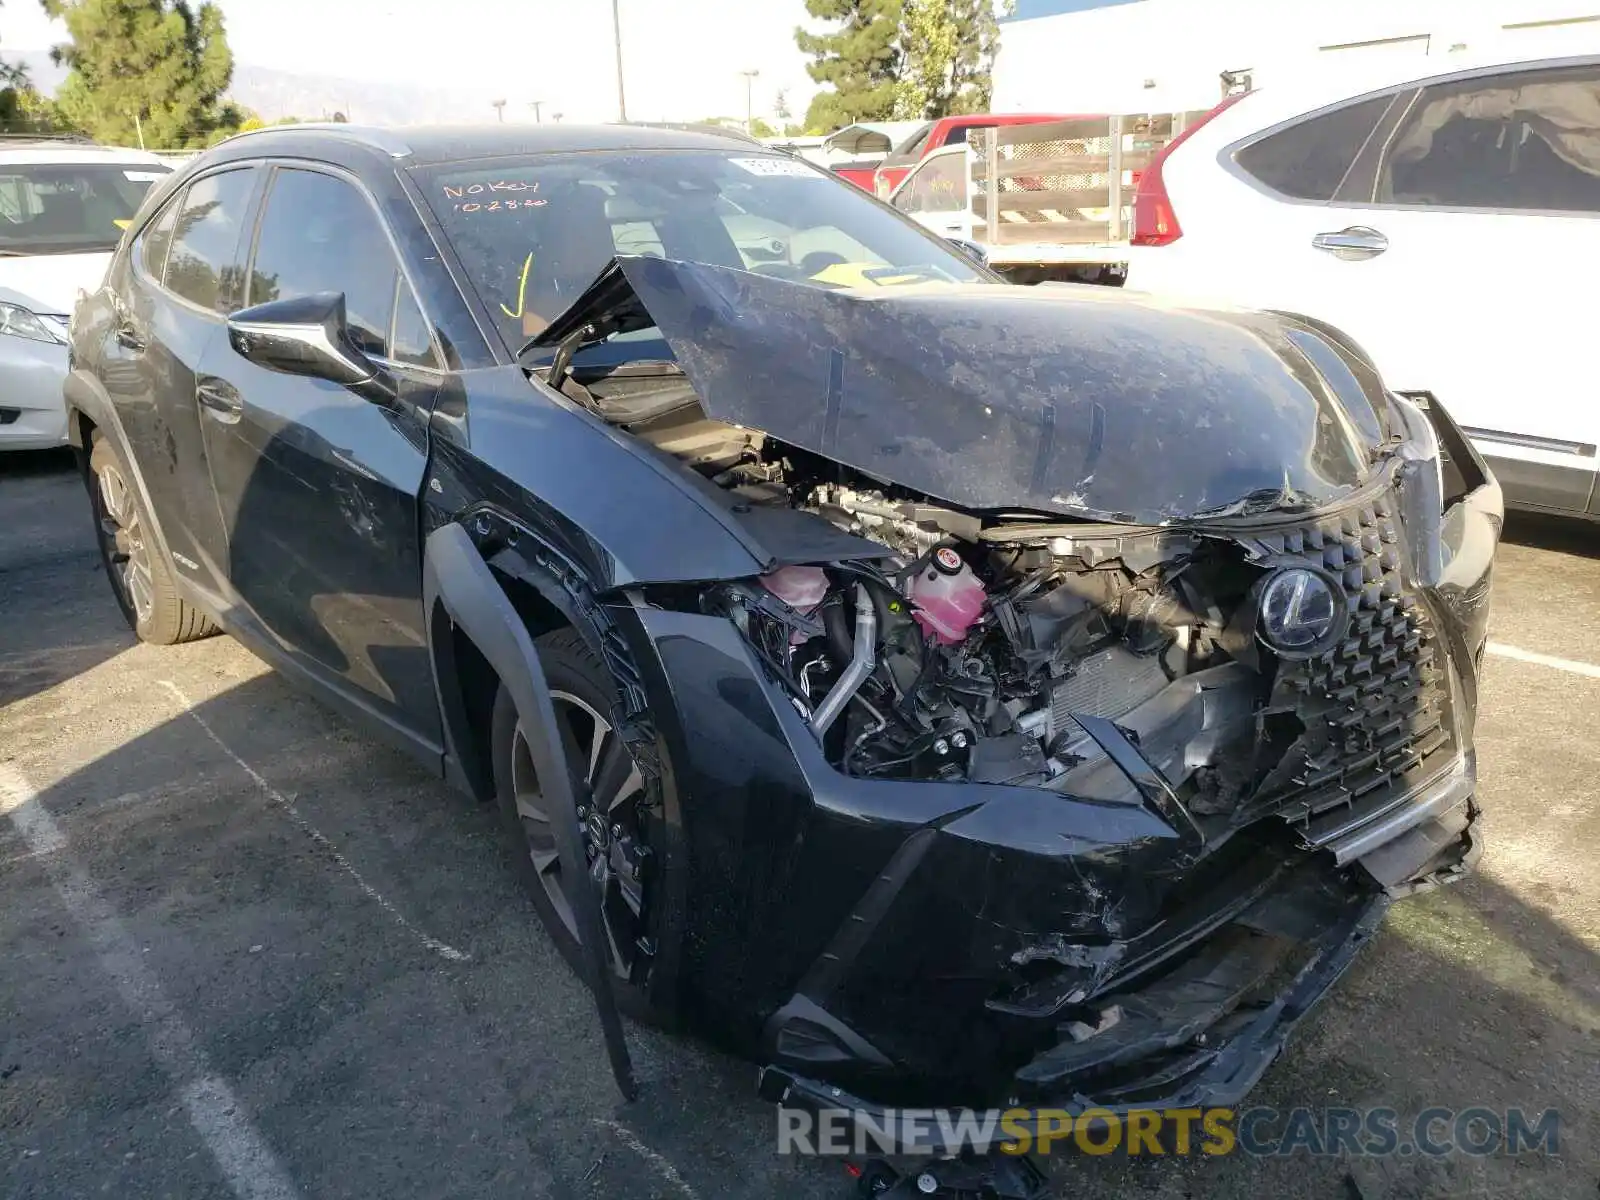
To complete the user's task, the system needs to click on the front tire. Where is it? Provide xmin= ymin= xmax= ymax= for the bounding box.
xmin=88 ymin=434 xmax=217 ymax=644
xmin=491 ymin=628 xmax=677 ymax=1025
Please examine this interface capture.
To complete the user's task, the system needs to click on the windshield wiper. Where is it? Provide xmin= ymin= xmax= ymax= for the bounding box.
xmin=540 ymin=322 xmax=595 ymax=394
xmin=514 ymin=330 xmax=557 ymax=364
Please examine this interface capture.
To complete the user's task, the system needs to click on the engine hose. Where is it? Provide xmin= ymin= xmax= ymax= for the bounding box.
xmin=811 ymin=583 xmax=877 ymax=737
xmin=822 ymin=595 xmax=854 ymax=665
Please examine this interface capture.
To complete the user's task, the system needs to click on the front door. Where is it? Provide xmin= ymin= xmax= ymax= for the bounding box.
xmin=105 ymin=166 xmax=261 ymax=590
xmin=890 ymin=146 xmax=976 ymax=240
xmin=196 ymin=164 xmax=444 ymax=742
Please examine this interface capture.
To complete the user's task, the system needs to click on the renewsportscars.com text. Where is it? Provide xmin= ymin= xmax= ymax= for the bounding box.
xmin=777 ymin=1106 xmax=1560 ymax=1158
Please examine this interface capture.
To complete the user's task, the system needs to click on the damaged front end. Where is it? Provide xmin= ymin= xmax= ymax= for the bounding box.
xmin=532 ymin=258 xmax=1501 ymax=1119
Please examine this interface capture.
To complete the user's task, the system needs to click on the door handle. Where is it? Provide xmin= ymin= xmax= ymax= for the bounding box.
xmin=114 ymin=323 xmax=146 ymax=352
xmin=195 ymin=378 xmax=243 ymax=423
xmin=1312 ymin=226 xmax=1388 ymax=261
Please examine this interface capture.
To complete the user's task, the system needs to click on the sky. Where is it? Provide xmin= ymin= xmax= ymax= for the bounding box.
xmin=0 ymin=0 xmax=824 ymax=124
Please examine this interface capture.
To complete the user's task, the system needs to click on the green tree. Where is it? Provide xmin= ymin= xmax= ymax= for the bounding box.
xmin=0 ymin=3 xmax=64 ymax=133
xmin=0 ymin=61 xmax=68 ymax=135
xmin=44 ymin=0 xmax=244 ymax=148
xmin=796 ymin=0 xmax=902 ymax=133
xmin=896 ymin=0 xmax=1010 ymax=120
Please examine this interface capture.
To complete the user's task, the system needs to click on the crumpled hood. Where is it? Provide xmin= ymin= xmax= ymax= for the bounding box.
xmin=0 ymin=251 xmax=112 ymax=316
xmin=573 ymin=257 xmax=1394 ymax=525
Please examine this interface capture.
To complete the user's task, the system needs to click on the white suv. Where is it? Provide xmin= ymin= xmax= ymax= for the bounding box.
xmin=0 ymin=139 xmax=170 ymax=451
xmin=1126 ymin=54 xmax=1600 ymax=520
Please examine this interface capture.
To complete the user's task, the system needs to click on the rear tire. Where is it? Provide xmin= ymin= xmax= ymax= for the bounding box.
xmin=88 ymin=433 xmax=217 ymax=645
xmin=491 ymin=628 xmax=677 ymax=1026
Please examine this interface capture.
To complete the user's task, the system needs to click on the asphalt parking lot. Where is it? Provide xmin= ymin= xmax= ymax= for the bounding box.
xmin=2 ymin=448 xmax=1598 ymax=1200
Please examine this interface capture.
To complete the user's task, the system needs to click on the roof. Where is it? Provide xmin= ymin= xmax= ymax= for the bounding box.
xmin=219 ymin=122 xmax=763 ymax=165
xmin=1226 ymin=49 xmax=1600 ymax=130
xmin=0 ymin=139 xmax=167 ymax=165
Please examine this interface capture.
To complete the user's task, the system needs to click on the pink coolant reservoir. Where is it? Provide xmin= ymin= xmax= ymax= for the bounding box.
xmin=907 ymin=546 xmax=985 ymax=644
xmin=760 ymin=564 xmax=829 ymax=611
xmin=760 ymin=565 xmax=830 ymax=644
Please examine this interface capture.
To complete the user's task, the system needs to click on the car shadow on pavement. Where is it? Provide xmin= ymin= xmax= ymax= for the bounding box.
xmin=1 ymin=668 xmax=842 ymax=1200
xmin=0 ymin=448 xmax=135 ymax=708
xmin=4 ymin=662 xmax=1599 ymax=1200
xmin=1502 ymin=510 xmax=1598 ymax=558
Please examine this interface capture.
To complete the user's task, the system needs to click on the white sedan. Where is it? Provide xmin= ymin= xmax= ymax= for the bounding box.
xmin=0 ymin=141 xmax=170 ymax=451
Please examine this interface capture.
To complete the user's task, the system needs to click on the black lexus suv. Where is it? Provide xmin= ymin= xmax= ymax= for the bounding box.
xmin=64 ymin=122 xmax=1501 ymax=1137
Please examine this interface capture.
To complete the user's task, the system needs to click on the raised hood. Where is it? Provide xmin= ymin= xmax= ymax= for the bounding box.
xmin=536 ymin=256 xmax=1392 ymax=525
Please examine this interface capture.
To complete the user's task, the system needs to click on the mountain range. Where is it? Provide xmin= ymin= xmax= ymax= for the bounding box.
xmin=8 ymin=49 xmax=513 ymax=129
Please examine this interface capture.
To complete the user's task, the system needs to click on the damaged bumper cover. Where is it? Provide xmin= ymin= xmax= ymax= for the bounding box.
xmin=759 ymin=876 xmax=1392 ymax=1155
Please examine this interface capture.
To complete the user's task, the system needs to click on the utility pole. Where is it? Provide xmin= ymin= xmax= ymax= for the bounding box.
xmin=611 ymin=0 xmax=628 ymax=121
xmin=529 ymin=100 xmax=544 ymax=124
xmin=739 ymin=69 xmax=759 ymax=135
xmin=492 ymin=98 xmax=507 ymax=122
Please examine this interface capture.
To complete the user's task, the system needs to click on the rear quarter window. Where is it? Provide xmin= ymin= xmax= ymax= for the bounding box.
xmin=1234 ymin=94 xmax=1395 ymax=201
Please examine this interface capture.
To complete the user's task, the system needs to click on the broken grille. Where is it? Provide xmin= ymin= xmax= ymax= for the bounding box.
xmin=1237 ymin=493 xmax=1459 ymax=850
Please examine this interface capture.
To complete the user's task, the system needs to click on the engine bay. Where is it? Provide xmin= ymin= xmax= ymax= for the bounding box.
xmin=705 ymin=480 xmax=1267 ymax=792
xmin=582 ymin=379 xmax=1282 ymax=800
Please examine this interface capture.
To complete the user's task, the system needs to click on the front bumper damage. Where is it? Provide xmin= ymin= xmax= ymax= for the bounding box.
xmin=759 ymin=875 xmax=1392 ymax=1154
xmin=615 ymin=465 xmax=1498 ymax=1127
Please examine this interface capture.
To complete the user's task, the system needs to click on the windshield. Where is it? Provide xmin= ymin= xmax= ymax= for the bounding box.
xmin=415 ymin=149 xmax=986 ymax=352
xmin=0 ymin=161 xmax=171 ymax=254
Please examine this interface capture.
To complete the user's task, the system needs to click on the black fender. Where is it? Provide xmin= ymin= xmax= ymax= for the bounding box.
xmin=63 ymin=365 xmax=187 ymax=584
xmin=421 ymin=520 xmax=638 ymax=1100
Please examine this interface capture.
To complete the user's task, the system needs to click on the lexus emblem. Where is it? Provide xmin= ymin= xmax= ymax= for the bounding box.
xmin=1258 ymin=568 xmax=1345 ymax=656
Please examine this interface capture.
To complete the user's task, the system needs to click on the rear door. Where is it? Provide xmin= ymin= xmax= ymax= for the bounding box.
xmin=1174 ymin=63 xmax=1600 ymax=512
xmin=103 ymin=165 xmax=261 ymax=591
xmin=195 ymin=163 xmax=445 ymax=742
xmin=1322 ymin=62 xmax=1600 ymax=512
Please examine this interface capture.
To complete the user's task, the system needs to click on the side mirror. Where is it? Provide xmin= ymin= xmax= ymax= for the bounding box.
xmin=227 ymin=291 xmax=392 ymax=399
xmin=947 ymin=237 xmax=988 ymax=267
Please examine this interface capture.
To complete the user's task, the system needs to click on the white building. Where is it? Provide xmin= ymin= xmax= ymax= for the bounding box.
xmin=993 ymin=0 xmax=1600 ymax=116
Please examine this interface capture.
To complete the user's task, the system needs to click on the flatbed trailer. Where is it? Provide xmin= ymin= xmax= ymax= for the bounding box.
xmin=887 ymin=111 xmax=1211 ymax=284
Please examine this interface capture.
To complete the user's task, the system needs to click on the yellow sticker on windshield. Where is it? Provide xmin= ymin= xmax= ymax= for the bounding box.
xmin=809 ymin=262 xmax=938 ymax=289
xmin=112 ymin=218 xmax=131 ymax=230
xmin=500 ymin=252 xmax=533 ymax=320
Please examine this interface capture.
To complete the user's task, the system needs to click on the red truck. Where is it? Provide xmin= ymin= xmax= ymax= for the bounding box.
xmin=871 ymin=112 xmax=1096 ymax=199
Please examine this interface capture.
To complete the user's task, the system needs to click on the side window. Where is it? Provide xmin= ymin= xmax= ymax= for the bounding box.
xmin=164 ymin=168 xmax=257 ymax=312
xmin=1235 ymin=95 xmax=1394 ymax=201
xmin=139 ymin=188 xmax=183 ymax=282
xmin=893 ymin=152 xmax=967 ymax=214
xmin=248 ymin=168 xmax=398 ymax=358
xmin=889 ymin=125 xmax=933 ymax=165
xmin=1381 ymin=66 xmax=1600 ymax=213
xmin=389 ymin=281 xmax=438 ymax=369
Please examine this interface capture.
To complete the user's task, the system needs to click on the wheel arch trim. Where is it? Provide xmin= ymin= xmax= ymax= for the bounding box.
xmin=63 ymin=366 xmax=185 ymax=586
xmin=421 ymin=519 xmax=638 ymax=1099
